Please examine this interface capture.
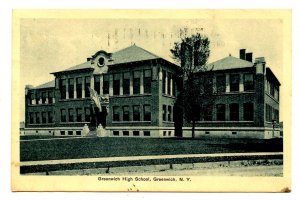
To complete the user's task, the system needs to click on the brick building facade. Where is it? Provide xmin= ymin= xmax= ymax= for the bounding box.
xmin=182 ymin=49 xmax=281 ymax=139
xmin=24 ymin=46 xmax=281 ymax=139
xmin=25 ymin=45 xmax=180 ymax=137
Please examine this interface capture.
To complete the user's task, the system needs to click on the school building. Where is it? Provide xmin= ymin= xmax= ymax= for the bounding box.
xmin=24 ymin=45 xmax=281 ymax=139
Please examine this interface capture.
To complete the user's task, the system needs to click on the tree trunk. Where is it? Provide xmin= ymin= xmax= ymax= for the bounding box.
xmin=192 ymin=119 xmax=196 ymax=138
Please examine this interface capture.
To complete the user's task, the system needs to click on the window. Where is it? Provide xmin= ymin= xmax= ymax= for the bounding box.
xmin=203 ymin=105 xmax=213 ymax=121
xmin=204 ymin=76 xmax=213 ymax=94
xmin=113 ymin=74 xmax=120 ymax=95
xmin=42 ymin=92 xmax=47 ymax=104
xmin=42 ymin=112 xmax=47 ymax=123
xmin=216 ymin=104 xmax=225 ymax=121
xmin=172 ymin=75 xmax=176 ymax=96
xmin=133 ymin=71 xmax=140 ymax=94
xmin=29 ymin=113 xmax=34 ymax=124
xmin=123 ymin=72 xmax=130 ymax=95
xmin=230 ymin=74 xmax=239 ymax=92
xmin=68 ymin=78 xmax=74 ymax=99
xmin=61 ymin=109 xmax=66 ymax=122
xmin=123 ymin=131 xmax=129 ymax=136
xmin=60 ymin=131 xmax=65 ymax=135
xmin=216 ymin=75 xmax=226 ymax=93
xmin=144 ymin=131 xmax=151 ymax=136
xmin=59 ymin=79 xmax=66 ymax=99
xmin=167 ymin=73 xmax=171 ymax=95
xmin=113 ymin=106 xmax=120 ymax=121
xmin=274 ymin=109 xmax=279 ymax=123
xmin=244 ymin=103 xmax=254 ymax=121
xmin=48 ymin=91 xmax=53 ymax=104
xmin=274 ymin=87 xmax=279 ymax=101
xmin=94 ymin=75 xmax=100 ymax=95
xmin=265 ymin=104 xmax=274 ymax=122
xmin=76 ymin=108 xmax=82 ymax=122
xmin=85 ymin=77 xmax=91 ymax=97
xmin=68 ymin=108 xmax=74 ymax=122
xmin=103 ymin=75 xmax=109 ymax=94
xmin=48 ymin=111 xmax=53 ymax=123
xmin=244 ymin=74 xmax=254 ymax=91
xmin=162 ymin=70 xmax=166 ymax=94
xmin=36 ymin=92 xmax=41 ymax=104
xmin=35 ymin=112 xmax=40 ymax=124
xmin=30 ymin=93 xmax=35 ymax=105
xmin=230 ymin=103 xmax=239 ymax=121
xmin=168 ymin=106 xmax=172 ymax=121
xmin=68 ymin=131 xmax=73 ymax=135
xmin=163 ymin=105 xmax=167 ymax=121
xmin=133 ymin=105 xmax=140 ymax=121
xmin=144 ymin=69 xmax=152 ymax=94
xmin=85 ymin=107 xmax=91 ymax=122
xmin=123 ymin=106 xmax=130 ymax=121
xmin=76 ymin=77 xmax=82 ymax=98
xmin=270 ymin=82 xmax=275 ymax=97
xmin=113 ymin=131 xmax=119 ymax=136
xmin=133 ymin=131 xmax=139 ymax=136
xmin=143 ymin=105 xmax=151 ymax=121
xmin=76 ymin=131 xmax=81 ymax=135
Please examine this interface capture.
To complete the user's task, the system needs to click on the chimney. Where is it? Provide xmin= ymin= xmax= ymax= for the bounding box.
xmin=245 ymin=52 xmax=253 ymax=62
xmin=254 ymin=57 xmax=266 ymax=75
xmin=240 ymin=49 xmax=246 ymax=60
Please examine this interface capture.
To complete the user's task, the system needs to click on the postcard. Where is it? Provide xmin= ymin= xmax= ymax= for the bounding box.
xmin=11 ymin=9 xmax=291 ymax=192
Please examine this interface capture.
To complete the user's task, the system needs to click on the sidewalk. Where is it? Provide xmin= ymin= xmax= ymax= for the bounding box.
xmin=20 ymin=152 xmax=283 ymax=174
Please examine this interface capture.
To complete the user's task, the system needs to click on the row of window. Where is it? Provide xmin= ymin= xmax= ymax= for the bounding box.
xmin=195 ymin=103 xmax=254 ymax=121
xmin=216 ymin=73 xmax=254 ymax=93
xmin=60 ymin=108 xmax=91 ymax=123
xmin=29 ymin=91 xmax=54 ymax=105
xmin=60 ymin=130 xmax=81 ymax=136
xmin=162 ymin=70 xmax=176 ymax=96
xmin=113 ymin=105 xmax=151 ymax=122
xmin=29 ymin=111 xmax=53 ymax=124
xmin=112 ymin=130 xmax=151 ymax=137
xmin=162 ymin=105 xmax=173 ymax=122
xmin=266 ymin=104 xmax=279 ymax=123
xmin=59 ymin=70 xmax=152 ymax=100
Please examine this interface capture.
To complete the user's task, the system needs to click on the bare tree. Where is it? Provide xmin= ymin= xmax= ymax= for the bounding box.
xmin=171 ymin=32 xmax=211 ymax=138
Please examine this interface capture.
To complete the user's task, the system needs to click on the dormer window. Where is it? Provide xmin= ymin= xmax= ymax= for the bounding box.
xmin=97 ymin=57 xmax=105 ymax=67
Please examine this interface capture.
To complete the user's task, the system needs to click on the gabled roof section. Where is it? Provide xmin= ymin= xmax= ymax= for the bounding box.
xmin=52 ymin=61 xmax=93 ymax=74
xmin=34 ymin=80 xmax=55 ymax=89
xmin=108 ymin=44 xmax=160 ymax=66
xmin=207 ymin=55 xmax=254 ymax=71
xmin=51 ymin=44 xmax=178 ymax=74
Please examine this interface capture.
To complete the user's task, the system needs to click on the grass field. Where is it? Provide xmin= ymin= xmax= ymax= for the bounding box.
xmin=20 ymin=136 xmax=283 ymax=162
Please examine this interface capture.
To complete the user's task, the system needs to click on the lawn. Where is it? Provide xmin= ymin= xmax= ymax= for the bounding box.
xmin=20 ymin=137 xmax=283 ymax=162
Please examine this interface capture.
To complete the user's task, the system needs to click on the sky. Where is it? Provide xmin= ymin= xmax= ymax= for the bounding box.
xmin=19 ymin=18 xmax=284 ymax=121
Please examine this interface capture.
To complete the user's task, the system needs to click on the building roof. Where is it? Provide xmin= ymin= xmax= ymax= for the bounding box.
xmin=53 ymin=44 xmax=164 ymax=74
xmin=61 ymin=61 xmax=93 ymax=72
xmin=109 ymin=44 xmax=160 ymax=66
xmin=207 ymin=55 xmax=254 ymax=71
xmin=34 ymin=80 xmax=55 ymax=89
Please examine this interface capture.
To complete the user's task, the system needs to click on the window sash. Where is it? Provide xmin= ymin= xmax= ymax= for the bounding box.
xmin=123 ymin=106 xmax=130 ymax=121
xmin=230 ymin=74 xmax=239 ymax=92
xmin=216 ymin=75 xmax=226 ymax=93
xmin=133 ymin=106 xmax=140 ymax=121
xmin=216 ymin=104 xmax=225 ymax=121
xmin=143 ymin=105 xmax=151 ymax=121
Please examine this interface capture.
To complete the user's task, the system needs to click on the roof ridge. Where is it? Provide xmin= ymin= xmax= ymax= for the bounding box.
xmin=113 ymin=44 xmax=160 ymax=58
